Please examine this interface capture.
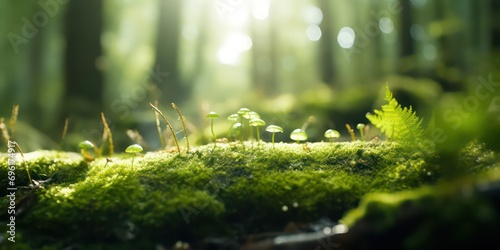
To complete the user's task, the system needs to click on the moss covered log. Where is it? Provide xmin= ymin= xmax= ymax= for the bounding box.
xmin=0 ymin=141 xmax=497 ymax=249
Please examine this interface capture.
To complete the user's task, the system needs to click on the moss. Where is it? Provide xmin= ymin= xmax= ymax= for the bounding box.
xmin=0 ymin=141 xmax=496 ymax=248
xmin=0 ymin=151 xmax=88 ymax=196
xmin=340 ymin=167 xmax=500 ymax=249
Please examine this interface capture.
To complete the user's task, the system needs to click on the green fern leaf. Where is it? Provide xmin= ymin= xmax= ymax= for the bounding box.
xmin=366 ymin=85 xmax=427 ymax=149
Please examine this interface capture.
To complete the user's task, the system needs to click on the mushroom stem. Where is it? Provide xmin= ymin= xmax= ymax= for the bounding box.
xmin=256 ymin=126 xmax=261 ymax=144
xmin=211 ymin=119 xmax=216 ymax=147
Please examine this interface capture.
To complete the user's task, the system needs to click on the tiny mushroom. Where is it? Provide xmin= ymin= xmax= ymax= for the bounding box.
xmin=227 ymin=114 xmax=240 ymax=140
xmin=125 ymin=144 xmax=143 ymax=168
xmin=290 ymin=129 xmax=308 ymax=143
xmin=249 ymin=118 xmax=266 ymax=144
xmin=206 ymin=112 xmax=220 ymax=147
xmin=227 ymin=113 xmax=239 ymax=122
xmin=79 ymin=140 xmax=95 ymax=161
xmin=237 ymin=108 xmax=251 ymax=116
xmin=356 ymin=123 xmax=366 ymax=141
xmin=231 ymin=122 xmax=242 ymax=138
xmin=265 ymin=125 xmax=283 ymax=147
xmin=237 ymin=108 xmax=251 ymax=142
xmin=324 ymin=129 xmax=340 ymax=143
xmin=244 ymin=111 xmax=260 ymax=120
xmin=245 ymin=111 xmax=260 ymax=141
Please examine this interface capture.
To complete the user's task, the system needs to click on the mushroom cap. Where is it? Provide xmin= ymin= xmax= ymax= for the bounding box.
xmin=244 ymin=111 xmax=260 ymax=119
xmin=125 ymin=144 xmax=143 ymax=154
xmin=290 ymin=129 xmax=308 ymax=141
xmin=206 ymin=111 xmax=220 ymax=119
xmin=356 ymin=123 xmax=366 ymax=130
xmin=324 ymin=129 xmax=340 ymax=139
xmin=237 ymin=108 xmax=251 ymax=115
xmin=79 ymin=140 xmax=95 ymax=149
xmin=232 ymin=122 xmax=242 ymax=129
xmin=249 ymin=118 xmax=266 ymax=127
xmin=227 ymin=114 xmax=239 ymax=122
xmin=266 ymin=125 xmax=284 ymax=133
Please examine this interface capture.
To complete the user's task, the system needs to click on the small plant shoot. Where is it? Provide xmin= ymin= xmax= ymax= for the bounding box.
xmin=345 ymin=124 xmax=356 ymax=141
xmin=172 ymin=103 xmax=190 ymax=152
xmin=149 ymin=103 xmax=181 ymax=154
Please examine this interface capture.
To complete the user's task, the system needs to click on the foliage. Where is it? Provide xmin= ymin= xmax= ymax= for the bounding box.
xmin=366 ymin=85 xmax=431 ymax=151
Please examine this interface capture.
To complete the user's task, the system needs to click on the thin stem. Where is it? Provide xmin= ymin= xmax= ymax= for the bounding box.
xmin=249 ymin=123 xmax=254 ymax=143
xmin=61 ymin=118 xmax=69 ymax=142
xmin=256 ymin=126 xmax=261 ymax=144
xmin=149 ymin=103 xmax=181 ymax=154
xmin=272 ymin=132 xmax=275 ymax=147
xmin=15 ymin=143 xmax=32 ymax=185
xmin=172 ymin=103 xmax=189 ymax=152
xmin=9 ymin=104 xmax=19 ymax=137
xmin=240 ymin=116 xmax=244 ymax=143
xmin=153 ymin=100 xmax=165 ymax=149
xmin=101 ymin=112 xmax=114 ymax=156
xmin=345 ymin=124 xmax=356 ymax=141
xmin=211 ymin=119 xmax=216 ymax=147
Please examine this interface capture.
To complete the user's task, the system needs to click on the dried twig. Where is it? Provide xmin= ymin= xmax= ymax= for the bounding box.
xmin=101 ymin=112 xmax=114 ymax=156
xmin=153 ymin=100 xmax=165 ymax=149
xmin=172 ymin=103 xmax=189 ymax=152
xmin=345 ymin=124 xmax=356 ymax=141
xmin=149 ymin=103 xmax=180 ymax=154
xmin=9 ymin=104 xmax=19 ymax=137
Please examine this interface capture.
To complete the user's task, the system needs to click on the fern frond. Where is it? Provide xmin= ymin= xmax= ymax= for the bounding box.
xmin=366 ymin=85 xmax=428 ymax=149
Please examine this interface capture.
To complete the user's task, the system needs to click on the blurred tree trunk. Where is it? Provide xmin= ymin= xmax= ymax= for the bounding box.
xmin=155 ymin=0 xmax=185 ymax=103
xmin=188 ymin=0 xmax=209 ymax=87
xmin=318 ymin=0 xmax=334 ymax=85
xmin=250 ymin=1 xmax=277 ymax=97
xmin=63 ymin=0 xmax=104 ymax=118
xmin=268 ymin=0 xmax=278 ymax=96
xmin=1 ymin=1 xmax=66 ymax=143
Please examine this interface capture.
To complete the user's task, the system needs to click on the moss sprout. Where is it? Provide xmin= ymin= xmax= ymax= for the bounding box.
xmin=100 ymin=112 xmax=114 ymax=156
xmin=172 ymin=103 xmax=189 ymax=152
xmin=149 ymin=103 xmax=181 ymax=154
xmin=346 ymin=124 xmax=356 ymax=141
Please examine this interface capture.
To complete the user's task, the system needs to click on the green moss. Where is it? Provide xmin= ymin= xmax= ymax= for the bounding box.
xmin=0 ymin=141 xmax=496 ymax=248
xmin=340 ymin=167 xmax=500 ymax=249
